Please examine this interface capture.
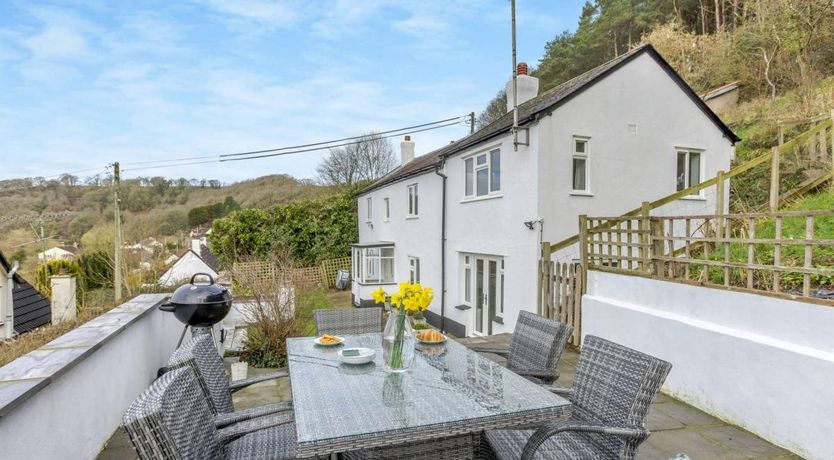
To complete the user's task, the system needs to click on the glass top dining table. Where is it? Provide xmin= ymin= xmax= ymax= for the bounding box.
xmin=287 ymin=333 xmax=570 ymax=458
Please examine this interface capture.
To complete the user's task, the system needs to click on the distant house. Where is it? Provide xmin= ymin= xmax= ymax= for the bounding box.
xmin=157 ymin=239 xmax=222 ymax=287
xmin=125 ymin=237 xmax=164 ymax=254
xmin=701 ymin=81 xmax=741 ymax=113
xmin=0 ymin=251 xmax=51 ymax=339
xmin=37 ymin=246 xmax=77 ymax=263
xmin=352 ymin=44 xmax=739 ymax=337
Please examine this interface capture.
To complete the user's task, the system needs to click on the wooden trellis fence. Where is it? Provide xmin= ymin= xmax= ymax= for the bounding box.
xmin=234 ymin=257 xmax=351 ymax=288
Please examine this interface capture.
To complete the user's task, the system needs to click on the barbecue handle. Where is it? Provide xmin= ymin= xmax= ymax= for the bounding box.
xmin=190 ymin=273 xmax=215 ymax=285
xmin=159 ymin=302 xmax=176 ymax=312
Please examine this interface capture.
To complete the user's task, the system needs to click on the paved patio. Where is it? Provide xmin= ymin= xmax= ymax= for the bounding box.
xmin=99 ymin=333 xmax=801 ymax=460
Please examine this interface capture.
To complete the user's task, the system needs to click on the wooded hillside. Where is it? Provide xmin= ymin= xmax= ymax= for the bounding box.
xmin=479 ymin=0 xmax=834 ymax=127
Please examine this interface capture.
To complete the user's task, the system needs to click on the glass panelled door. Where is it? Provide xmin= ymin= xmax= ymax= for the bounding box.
xmin=472 ymin=256 xmax=500 ymax=335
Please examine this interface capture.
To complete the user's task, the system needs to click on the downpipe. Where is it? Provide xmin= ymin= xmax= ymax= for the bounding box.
xmin=434 ymin=161 xmax=447 ymax=333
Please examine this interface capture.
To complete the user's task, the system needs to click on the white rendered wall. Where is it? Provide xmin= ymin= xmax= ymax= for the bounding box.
xmin=442 ymin=132 xmax=541 ymax=335
xmin=582 ymin=271 xmax=834 ymax=460
xmin=537 ymin=52 xmax=734 ymax=252
xmin=356 ymin=171 xmax=443 ymax=313
xmin=158 ymin=251 xmax=218 ymax=287
xmin=0 ymin=295 xmax=182 ymax=460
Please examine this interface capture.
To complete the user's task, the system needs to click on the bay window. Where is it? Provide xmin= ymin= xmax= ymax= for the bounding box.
xmin=351 ymin=244 xmax=395 ymax=284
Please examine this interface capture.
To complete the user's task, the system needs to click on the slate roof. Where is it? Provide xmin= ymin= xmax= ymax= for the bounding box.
xmin=198 ymin=244 xmax=222 ymax=272
xmin=360 ymin=44 xmax=740 ymax=195
xmin=0 ymin=251 xmax=51 ymax=334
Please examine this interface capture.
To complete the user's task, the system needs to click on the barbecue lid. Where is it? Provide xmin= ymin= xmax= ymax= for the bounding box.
xmin=167 ymin=273 xmax=231 ymax=306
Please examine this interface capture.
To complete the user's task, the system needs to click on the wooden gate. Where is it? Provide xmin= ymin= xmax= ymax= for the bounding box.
xmin=537 ymin=258 xmax=583 ymax=346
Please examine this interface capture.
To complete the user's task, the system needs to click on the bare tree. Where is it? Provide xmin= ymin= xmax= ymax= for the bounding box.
xmin=316 ymin=133 xmax=396 ymax=186
xmin=476 ymin=90 xmax=507 ymax=129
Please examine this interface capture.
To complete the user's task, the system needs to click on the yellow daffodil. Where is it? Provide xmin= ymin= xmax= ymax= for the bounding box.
xmin=371 ymin=287 xmax=387 ymax=304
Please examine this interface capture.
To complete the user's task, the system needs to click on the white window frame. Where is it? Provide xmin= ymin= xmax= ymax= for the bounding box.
xmin=352 ymin=245 xmax=395 ymax=284
xmin=408 ymin=256 xmax=420 ymax=283
xmin=462 ymin=255 xmax=472 ymax=305
xmin=676 ymin=148 xmax=704 ymax=197
xmin=463 ymin=147 xmax=501 ymax=199
xmin=460 ymin=253 xmax=504 ymax=327
xmin=407 ymin=184 xmax=418 ymax=217
xmin=571 ymin=136 xmax=590 ymax=193
xmin=366 ymin=197 xmax=372 ymax=222
xmin=383 ymin=197 xmax=390 ymax=222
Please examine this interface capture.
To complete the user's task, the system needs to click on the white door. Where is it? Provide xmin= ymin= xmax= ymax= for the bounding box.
xmin=472 ymin=256 xmax=500 ymax=336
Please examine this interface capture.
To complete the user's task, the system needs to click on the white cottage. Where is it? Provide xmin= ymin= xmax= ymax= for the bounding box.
xmin=352 ymin=45 xmax=739 ymax=337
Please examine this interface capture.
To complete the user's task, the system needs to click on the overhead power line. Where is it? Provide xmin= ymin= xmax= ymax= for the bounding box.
xmin=120 ymin=115 xmax=469 ymax=173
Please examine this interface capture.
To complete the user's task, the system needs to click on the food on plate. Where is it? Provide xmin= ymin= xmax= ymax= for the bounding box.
xmin=318 ymin=334 xmax=342 ymax=344
xmin=417 ymin=330 xmax=446 ymax=342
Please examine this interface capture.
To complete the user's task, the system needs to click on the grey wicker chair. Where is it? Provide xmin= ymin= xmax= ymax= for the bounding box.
xmin=314 ymin=307 xmax=382 ymax=336
xmin=483 ymin=335 xmax=672 ymax=460
xmin=123 ymin=366 xmax=296 ymax=460
xmin=469 ymin=310 xmax=573 ymax=384
xmin=167 ymin=333 xmax=292 ymax=429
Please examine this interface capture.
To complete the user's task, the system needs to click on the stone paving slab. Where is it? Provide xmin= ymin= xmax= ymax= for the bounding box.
xmin=98 ymin=332 xmax=802 ymax=460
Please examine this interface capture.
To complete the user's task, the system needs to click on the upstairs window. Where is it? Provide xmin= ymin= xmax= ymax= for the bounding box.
xmin=407 ymin=184 xmax=418 ymax=217
xmin=408 ymin=257 xmax=420 ymax=283
xmin=572 ymin=137 xmax=589 ymax=192
xmin=676 ymin=149 xmax=702 ymax=192
xmin=464 ymin=148 xmax=501 ymax=198
xmin=366 ymin=197 xmax=372 ymax=222
xmin=383 ymin=197 xmax=390 ymax=221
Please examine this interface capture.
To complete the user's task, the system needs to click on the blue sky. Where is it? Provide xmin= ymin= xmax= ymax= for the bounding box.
xmin=0 ymin=0 xmax=585 ymax=182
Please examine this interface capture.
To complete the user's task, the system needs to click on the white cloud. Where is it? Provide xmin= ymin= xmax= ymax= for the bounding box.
xmin=22 ymin=25 xmax=88 ymax=60
xmin=201 ymin=0 xmax=299 ymax=28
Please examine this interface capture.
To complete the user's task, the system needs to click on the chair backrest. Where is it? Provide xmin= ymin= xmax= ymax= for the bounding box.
xmin=314 ymin=307 xmax=382 ymax=336
xmin=506 ymin=310 xmax=573 ymax=372
xmin=572 ymin=335 xmax=672 ymax=428
xmin=123 ymin=367 xmax=222 ymax=460
xmin=168 ymin=333 xmax=234 ymax=415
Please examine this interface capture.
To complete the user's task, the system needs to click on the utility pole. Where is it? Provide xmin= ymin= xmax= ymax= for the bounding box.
xmin=113 ymin=162 xmax=122 ymax=301
xmin=510 ymin=0 xmax=519 ymax=151
xmin=469 ymin=112 xmax=475 ymax=134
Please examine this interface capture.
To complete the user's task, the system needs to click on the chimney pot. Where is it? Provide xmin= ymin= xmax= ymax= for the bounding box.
xmin=400 ymin=136 xmax=415 ymax=164
xmin=517 ymin=62 xmax=528 ymax=76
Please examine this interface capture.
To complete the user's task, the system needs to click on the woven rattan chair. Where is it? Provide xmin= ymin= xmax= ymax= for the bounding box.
xmin=469 ymin=310 xmax=573 ymax=384
xmin=168 ymin=333 xmax=292 ymax=429
xmin=314 ymin=307 xmax=382 ymax=336
xmin=483 ymin=335 xmax=672 ymax=460
xmin=123 ymin=367 xmax=296 ymax=460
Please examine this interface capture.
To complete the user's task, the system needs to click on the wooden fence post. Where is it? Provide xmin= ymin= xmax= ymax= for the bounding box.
xmin=715 ymin=170 xmax=726 ymax=216
xmin=639 ymin=202 xmax=650 ymax=273
xmin=831 ymin=109 xmax=834 ymax=190
xmin=769 ymin=147 xmax=781 ymax=211
xmin=578 ymin=215 xmax=589 ymax=293
xmin=778 ymin=123 xmax=784 ymax=146
xmin=537 ymin=242 xmax=551 ymax=316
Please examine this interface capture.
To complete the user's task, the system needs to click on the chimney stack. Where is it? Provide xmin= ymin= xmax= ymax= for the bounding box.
xmin=505 ymin=62 xmax=539 ymax=113
xmin=400 ymin=135 xmax=415 ymax=165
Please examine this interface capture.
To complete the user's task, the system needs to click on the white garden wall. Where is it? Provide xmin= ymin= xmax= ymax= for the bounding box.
xmin=0 ymin=294 xmax=182 ymax=460
xmin=582 ymin=271 xmax=834 ymax=460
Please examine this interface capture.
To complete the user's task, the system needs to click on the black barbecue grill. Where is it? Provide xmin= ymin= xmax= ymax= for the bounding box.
xmin=159 ymin=273 xmax=232 ymax=348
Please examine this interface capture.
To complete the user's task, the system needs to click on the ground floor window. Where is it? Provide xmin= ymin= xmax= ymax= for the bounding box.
xmin=408 ymin=256 xmax=420 ymax=283
xmin=352 ymin=245 xmax=395 ymax=284
xmin=460 ymin=253 xmax=504 ymax=335
xmin=676 ymin=148 xmax=702 ymax=192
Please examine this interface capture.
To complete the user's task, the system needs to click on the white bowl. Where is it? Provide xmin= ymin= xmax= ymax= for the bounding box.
xmin=338 ymin=347 xmax=376 ymax=365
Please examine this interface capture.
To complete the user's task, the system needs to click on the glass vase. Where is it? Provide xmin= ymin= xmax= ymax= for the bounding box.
xmin=382 ymin=307 xmax=415 ymax=373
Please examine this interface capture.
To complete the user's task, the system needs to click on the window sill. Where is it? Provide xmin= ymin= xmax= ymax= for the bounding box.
xmin=679 ymin=195 xmax=706 ymax=201
xmin=454 ymin=304 xmax=472 ymax=311
xmin=492 ymin=316 xmax=504 ymax=325
xmin=461 ymin=193 xmax=503 ymax=204
xmin=405 ymin=215 xmax=419 ymax=220
xmin=569 ymin=191 xmax=594 ymax=197
xmin=357 ymin=281 xmax=398 ymax=286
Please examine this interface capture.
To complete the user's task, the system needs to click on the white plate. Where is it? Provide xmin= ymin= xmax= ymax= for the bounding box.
xmin=338 ymin=347 xmax=376 ymax=365
xmin=313 ymin=336 xmax=344 ymax=346
xmin=416 ymin=334 xmax=447 ymax=344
